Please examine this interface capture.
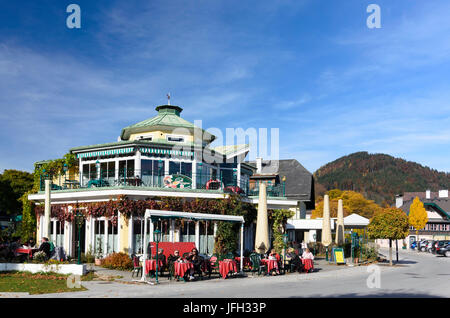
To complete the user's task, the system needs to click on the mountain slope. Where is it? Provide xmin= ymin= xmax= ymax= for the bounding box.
xmin=314 ymin=152 xmax=450 ymax=205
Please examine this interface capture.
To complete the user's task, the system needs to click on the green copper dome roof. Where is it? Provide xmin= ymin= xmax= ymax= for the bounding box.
xmin=120 ymin=105 xmax=215 ymax=142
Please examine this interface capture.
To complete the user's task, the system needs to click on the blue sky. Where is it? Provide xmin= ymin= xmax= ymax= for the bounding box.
xmin=1 ymin=0 xmax=450 ymax=174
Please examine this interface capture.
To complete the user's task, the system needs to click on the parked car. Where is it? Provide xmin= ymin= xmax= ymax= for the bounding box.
xmin=436 ymin=242 xmax=450 ymax=257
xmin=434 ymin=240 xmax=450 ymax=255
xmin=418 ymin=240 xmax=429 ymax=252
xmin=426 ymin=240 xmax=437 ymax=253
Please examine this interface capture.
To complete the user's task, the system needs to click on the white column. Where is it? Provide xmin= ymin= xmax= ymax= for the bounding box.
xmin=192 ymin=158 xmax=197 ymax=189
xmin=240 ymin=222 xmax=244 ymax=272
xmin=64 ymin=221 xmax=71 ymax=256
xmin=117 ymin=211 xmax=121 ymax=253
xmin=89 ymin=217 xmax=95 ymax=253
xmin=129 ymin=215 xmax=134 ymax=255
xmin=164 ymin=158 xmax=169 ymax=176
xmin=115 ymin=157 xmax=119 ymax=184
xmin=150 ymin=220 xmax=154 ymax=243
xmin=104 ymin=220 xmax=108 ymax=256
xmin=170 ymin=219 xmax=175 ymax=243
xmin=195 ymin=221 xmax=200 ymax=250
xmin=97 ymin=161 xmax=101 ymax=179
xmin=237 ymin=163 xmax=241 ymax=187
xmin=135 ymin=150 xmax=141 ymax=178
xmin=43 ymin=180 xmax=51 ymax=239
xmin=213 ymin=222 xmax=218 ymax=238
xmin=79 ymin=158 xmax=83 ymax=186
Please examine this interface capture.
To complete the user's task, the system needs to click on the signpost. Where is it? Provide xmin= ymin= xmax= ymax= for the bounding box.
xmin=332 ymin=247 xmax=345 ymax=264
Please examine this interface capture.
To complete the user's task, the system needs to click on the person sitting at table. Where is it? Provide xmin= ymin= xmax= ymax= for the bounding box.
xmin=167 ymin=250 xmax=181 ymax=277
xmin=28 ymin=238 xmax=36 ymax=249
xmin=286 ymin=248 xmax=304 ymax=273
xmin=187 ymin=248 xmax=204 ymax=281
xmin=37 ymin=237 xmax=51 ymax=260
xmin=157 ymin=248 xmax=167 ymax=273
xmin=268 ymin=249 xmax=281 ymax=275
xmin=269 ymin=249 xmax=281 ymax=261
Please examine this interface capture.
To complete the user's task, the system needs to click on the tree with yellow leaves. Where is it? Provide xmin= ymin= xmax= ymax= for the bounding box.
xmin=409 ymin=197 xmax=428 ymax=251
xmin=312 ymin=189 xmax=382 ymax=220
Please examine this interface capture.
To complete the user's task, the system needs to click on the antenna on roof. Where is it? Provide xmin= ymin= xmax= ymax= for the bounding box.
xmin=167 ymin=93 xmax=171 ymax=105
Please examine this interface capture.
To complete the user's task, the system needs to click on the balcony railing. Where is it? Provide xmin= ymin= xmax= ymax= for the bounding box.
xmin=40 ymin=169 xmax=251 ymax=196
xmin=248 ymin=183 xmax=286 ymax=198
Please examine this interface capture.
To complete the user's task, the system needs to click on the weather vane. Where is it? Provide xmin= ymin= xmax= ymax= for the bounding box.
xmin=167 ymin=93 xmax=171 ymax=105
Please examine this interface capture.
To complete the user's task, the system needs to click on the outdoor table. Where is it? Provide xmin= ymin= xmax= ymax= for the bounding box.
xmin=234 ymin=256 xmax=251 ymax=268
xmin=301 ymin=258 xmax=314 ymax=272
xmin=219 ymin=260 xmax=237 ymax=279
xmin=261 ymin=259 xmax=279 ymax=273
xmin=145 ymin=259 xmax=165 ymax=275
xmin=174 ymin=261 xmax=194 ymax=279
xmin=15 ymin=248 xmax=34 ymax=259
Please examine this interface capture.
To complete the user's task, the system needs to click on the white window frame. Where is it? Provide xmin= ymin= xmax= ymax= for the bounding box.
xmin=166 ymin=134 xmax=185 ymax=143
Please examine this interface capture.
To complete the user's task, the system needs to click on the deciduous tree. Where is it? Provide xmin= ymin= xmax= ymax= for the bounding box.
xmin=368 ymin=208 xmax=410 ymax=265
xmin=408 ymin=197 xmax=428 ymax=251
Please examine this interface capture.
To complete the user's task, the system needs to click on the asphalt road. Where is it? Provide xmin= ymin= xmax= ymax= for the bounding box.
xmin=26 ymin=248 xmax=449 ymax=298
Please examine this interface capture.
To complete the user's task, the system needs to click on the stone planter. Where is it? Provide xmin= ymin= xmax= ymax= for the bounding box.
xmin=0 ymin=263 xmax=86 ymax=275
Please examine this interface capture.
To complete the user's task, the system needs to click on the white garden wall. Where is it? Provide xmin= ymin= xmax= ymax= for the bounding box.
xmin=0 ymin=263 xmax=86 ymax=275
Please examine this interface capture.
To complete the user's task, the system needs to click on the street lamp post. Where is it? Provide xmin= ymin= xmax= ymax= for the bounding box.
xmin=76 ymin=210 xmax=83 ymax=265
xmin=153 ymin=228 xmax=162 ymax=284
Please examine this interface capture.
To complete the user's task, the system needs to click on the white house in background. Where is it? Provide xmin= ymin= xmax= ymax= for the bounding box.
xmin=377 ymin=190 xmax=450 ymax=250
xmin=286 ymin=213 xmax=370 ymax=243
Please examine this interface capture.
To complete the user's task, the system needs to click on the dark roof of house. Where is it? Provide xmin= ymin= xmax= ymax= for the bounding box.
xmin=247 ymin=159 xmax=315 ymax=204
xmin=399 ymin=197 xmax=450 ymax=220
xmin=402 ymin=191 xmax=443 ymax=202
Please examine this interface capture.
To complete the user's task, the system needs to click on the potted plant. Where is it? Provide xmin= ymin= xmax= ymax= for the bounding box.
xmin=95 ymin=237 xmax=103 ymax=266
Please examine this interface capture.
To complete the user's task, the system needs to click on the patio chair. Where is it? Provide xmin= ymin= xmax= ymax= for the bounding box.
xmin=208 ymin=255 xmax=219 ymax=278
xmin=249 ymin=253 xmax=267 ymax=276
xmin=131 ymin=254 xmax=142 ymax=278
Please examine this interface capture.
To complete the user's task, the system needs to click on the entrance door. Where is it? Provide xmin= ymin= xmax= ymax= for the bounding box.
xmin=72 ymin=220 xmax=86 ymax=258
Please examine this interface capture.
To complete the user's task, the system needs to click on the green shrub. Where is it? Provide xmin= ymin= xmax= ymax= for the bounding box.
xmin=33 ymin=251 xmax=47 ymax=263
xmin=81 ymin=252 xmax=95 ymax=264
xmin=101 ymin=252 xmax=133 ymax=271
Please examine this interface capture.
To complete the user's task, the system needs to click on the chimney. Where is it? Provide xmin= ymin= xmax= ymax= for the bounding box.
xmin=426 ymin=190 xmax=431 ymax=199
xmin=395 ymin=194 xmax=403 ymax=208
xmin=256 ymin=157 xmax=263 ymax=173
xmin=439 ymin=190 xmax=449 ymax=198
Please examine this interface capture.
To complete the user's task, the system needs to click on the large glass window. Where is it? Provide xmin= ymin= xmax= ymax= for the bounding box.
xmin=94 ymin=220 xmax=105 ymax=256
xmin=199 ymin=221 xmax=214 ymax=255
xmin=180 ymin=221 xmax=196 ymax=243
xmin=141 ymin=159 xmax=164 ymax=187
xmin=50 ymin=220 xmax=64 ymax=247
xmin=169 ymin=161 xmax=192 ymax=178
xmin=107 ymin=220 xmax=119 ymax=254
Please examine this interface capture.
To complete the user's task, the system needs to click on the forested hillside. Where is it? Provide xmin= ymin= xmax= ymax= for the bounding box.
xmin=314 ymin=152 xmax=450 ymax=205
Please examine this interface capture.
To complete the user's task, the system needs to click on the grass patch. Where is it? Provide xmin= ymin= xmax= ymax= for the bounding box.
xmin=0 ymin=271 xmax=87 ymax=295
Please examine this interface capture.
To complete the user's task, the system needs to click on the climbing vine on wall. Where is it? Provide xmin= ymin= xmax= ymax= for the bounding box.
xmin=34 ymin=195 xmax=258 ymax=242
xmin=269 ymin=209 xmax=295 ymax=254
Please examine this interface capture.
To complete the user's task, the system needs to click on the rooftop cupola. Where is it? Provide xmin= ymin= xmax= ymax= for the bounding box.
xmin=155 ymin=105 xmax=183 ymax=117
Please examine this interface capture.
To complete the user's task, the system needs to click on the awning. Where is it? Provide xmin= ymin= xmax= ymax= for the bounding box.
xmin=140 ymin=147 xmax=194 ymax=157
xmin=76 ymin=147 xmax=135 ymax=158
xmin=145 ymin=209 xmax=244 ymax=223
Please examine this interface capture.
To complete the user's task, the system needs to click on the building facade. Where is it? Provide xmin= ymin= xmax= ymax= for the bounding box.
xmin=29 ymin=104 xmax=313 ymax=257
